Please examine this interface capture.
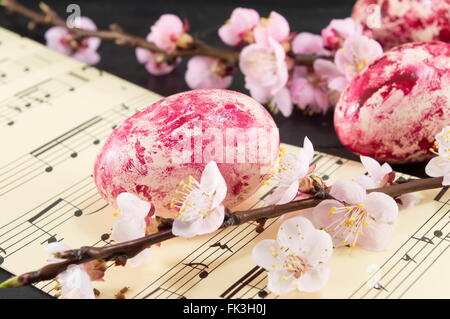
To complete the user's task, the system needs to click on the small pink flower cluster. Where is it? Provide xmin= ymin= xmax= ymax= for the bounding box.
xmin=43 ymin=10 xmax=384 ymax=116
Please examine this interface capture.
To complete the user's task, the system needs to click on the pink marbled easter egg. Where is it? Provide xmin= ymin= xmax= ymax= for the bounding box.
xmin=94 ymin=89 xmax=279 ymax=217
xmin=352 ymin=0 xmax=450 ymax=49
xmin=334 ymin=41 xmax=450 ymax=164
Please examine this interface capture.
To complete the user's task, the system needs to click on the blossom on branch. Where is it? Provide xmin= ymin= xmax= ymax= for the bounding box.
xmin=136 ymin=46 xmax=179 ymax=76
xmin=292 ymin=32 xmax=330 ymax=57
xmin=252 ymin=217 xmax=333 ymax=295
xmin=111 ymin=192 xmax=153 ymax=266
xmin=45 ymin=16 xmax=101 ymax=65
xmin=426 ymin=126 xmax=450 ymax=185
xmin=185 ymin=56 xmax=233 ymax=89
xmin=171 ymin=161 xmax=227 ymax=238
xmin=265 ymin=137 xmax=314 ymax=206
xmin=147 ymin=14 xmax=192 ymax=53
xmin=290 ymin=59 xmax=345 ymax=114
xmin=218 ymin=7 xmax=260 ymax=46
xmin=312 ymin=180 xmax=398 ymax=251
xmin=239 ymin=37 xmax=291 ymax=116
xmin=335 ymin=35 xmax=383 ymax=81
xmin=356 ymin=156 xmax=419 ymax=209
xmin=321 ymin=17 xmax=363 ymax=51
xmin=45 ymin=242 xmax=95 ymax=299
xmin=253 ymin=11 xmax=290 ymax=49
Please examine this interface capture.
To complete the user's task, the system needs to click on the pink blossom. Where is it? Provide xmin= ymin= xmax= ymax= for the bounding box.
xmin=44 ymin=17 xmax=101 ymax=65
xmin=185 ymin=56 xmax=233 ymax=89
xmin=335 ymin=35 xmax=383 ymax=81
xmin=426 ymin=126 xmax=450 ymax=186
xmin=253 ymin=217 xmax=333 ymax=294
xmin=240 ymin=38 xmax=291 ymax=116
xmin=292 ymin=32 xmax=330 ymax=56
xmin=136 ymin=47 xmax=179 ymax=76
xmin=312 ymin=180 xmax=398 ymax=251
xmin=253 ymin=11 xmax=290 ymax=47
xmin=147 ymin=14 xmax=189 ymax=53
xmin=290 ymin=59 xmax=346 ymax=114
xmin=321 ymin=17 xmax=363 ymax=50
xmin=218 ymin=8 xmax=260 ymax=46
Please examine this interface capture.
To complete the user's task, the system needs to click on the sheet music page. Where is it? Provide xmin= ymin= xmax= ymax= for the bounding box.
xmin=0 ymin=27 xmax=448 ymax=299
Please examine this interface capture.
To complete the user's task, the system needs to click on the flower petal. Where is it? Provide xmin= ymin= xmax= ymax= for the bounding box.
xmin=330 ymin=180 xmax=366 ymax=204
xmin=298 ymin=263 xmax=330 ymax=292
xmin=358 ymin=222 xmax=392 ymax=251
xmin=273 ymin=87 xmax=293 ymax=117
xmin=311 ymin=199 xmax=344 ymax=230
xmin=200 ymin=161 xmax=227 ymax=207
xmin=267 ymin=270 xmax=298 ymax=295
xmin=302 ymin=136 xmax=314 ymax=162
xmin=116 ymin=192 xmax=150 ymax=219
xmin=364 ymin=192 xmax=398 ymax=224
xmin=355 ymin=174 xmax=377 ymax=189
xmin=58 ymin=264 xmax=95 ymax=299
xmin=278 ymin=216 xmax=333 ymax=265
xmin=252 ymin=239 xmax=284 ymax=270
xmin=425 ymin=157 xmax=447 ymax=177
xmin=72 ymin=50 xmax=100 ymax=65
xmin=266 ymin=180 xmax=299 ymax=206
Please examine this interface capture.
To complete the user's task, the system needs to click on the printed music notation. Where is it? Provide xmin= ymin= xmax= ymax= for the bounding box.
xmin=0 ymin=27 xmax=448 ymax=299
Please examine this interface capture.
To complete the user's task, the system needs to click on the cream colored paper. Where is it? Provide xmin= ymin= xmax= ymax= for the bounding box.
xmin=0 ymin=28 xmax=448 ymax=299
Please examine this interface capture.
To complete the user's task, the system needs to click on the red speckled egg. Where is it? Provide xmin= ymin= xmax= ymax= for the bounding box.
xmin=334 ymin=41 xmax=450 ymax=164
xmin=94 ymin=89 xmax=279 ymax=217
xmin=352 ymin=0 xmax=450 ymax=49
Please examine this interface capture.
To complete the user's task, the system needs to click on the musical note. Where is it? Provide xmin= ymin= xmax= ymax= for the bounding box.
xmin=402 ymin=254 xmax=416 ymax=263
xmin=412 ymin=236 xmax=434 ymax=245
xmin=220 ymin=266 xmax=266 ymax=299
xmin=0 ymin=247 xmax=6 ymax=265
xmin=183 ymin=262 xmax=209 ymax=279
xmin=373 ymin=282 xmax=388 ymax=292
xmin=210 ymin=242 xmax=233 ymax=252
xmin=434 ymin=187 xmax=448 ymax=202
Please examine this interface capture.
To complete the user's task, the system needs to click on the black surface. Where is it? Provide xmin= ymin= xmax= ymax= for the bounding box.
xmin=0 ymin=0 xmax=427 ymax=299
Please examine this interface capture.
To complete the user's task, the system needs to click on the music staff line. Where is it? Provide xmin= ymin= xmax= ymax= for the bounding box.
xmin=365 ymin=202 xmax=449 ymax=298
xmin=132 ymin=153 xmax=346 ymax=299
xmin=0 ymin=92 xmax=152 ymax=197
xmin=0 ymin=176 xmax=108 ymax=262
xmin=387 ymin=221 xmax=449 ymax=299
xmin=0 ymin=50 xmax=62 ymax=86
xmin=0 ymin=66 xmax=102 ymax=127
xmin=350 ymin=194 xmax=449 ymax=299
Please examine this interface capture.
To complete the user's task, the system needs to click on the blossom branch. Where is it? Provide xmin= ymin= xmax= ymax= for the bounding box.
xmin=0 ymin=176 xmax=443 ymax=288
xmin=0 ymin=0 xmax=330 ymax=67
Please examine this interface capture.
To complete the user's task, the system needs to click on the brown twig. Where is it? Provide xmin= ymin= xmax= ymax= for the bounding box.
xmin=1 ymin=0 xmax=329 ymax=67
xmin=0 ymin=177 xmax=443 ymax=288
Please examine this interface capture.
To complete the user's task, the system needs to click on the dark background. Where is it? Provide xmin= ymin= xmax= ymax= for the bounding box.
xmin=0 ymin=0 xmax=426 ymax=299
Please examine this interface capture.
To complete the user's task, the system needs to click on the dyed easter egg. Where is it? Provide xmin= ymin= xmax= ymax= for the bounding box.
xmin=334 ymin=41 xmax=450 ymax=164
xmin=352 ymin=0 xmax=450 ymax=49
xmin=94 ymin=89 xmax=279 ymax=217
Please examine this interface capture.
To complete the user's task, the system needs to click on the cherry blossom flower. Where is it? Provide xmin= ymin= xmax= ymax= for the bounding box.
xmin=312 ymin=180 xmax=398 ymax=251
xmin=147 ymin=14 xmax=191 ymax=53
xmin=218 ymin=7 xmax=260 ymax=46
xmin=355 ymin=156 xmax=395 ymax=189
xmin=185 ymin=56 xmax=233 ymax=89
xmin=135 ymin=47 xmax=179 ymax=76
xmin=265 ymin=137 xmax=314 ymax=206
xmin=290 ymin=59 xmax=346 ymax=114
xmin=426 ymin=126 xmax=450 ymax=186
xmin=111 ymin=192 xmax=153 ymax=267
xmin=252 ymin=217 xmax=333 ymax=295
xmin=321 ymin=17 xmax=363 ymax=50
xmin=171 ymin=161 xmax=227 ymax=238
xmin=239 ymin=38 xmax=291 ymax=116
xmin=335 ymin=35 xmax=383 ymax=81
xmin=291 ymin=32 xmax=330 ymax=56
xmin=44 ymin=17 xmax=100 ymax=65
xmin=356 ymin=156 xmax=419 ymax=209
xmin=253 ymin=11 xmax=290 ymax=48
xmin=45 ymin=242 xmax=95 ymax=299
